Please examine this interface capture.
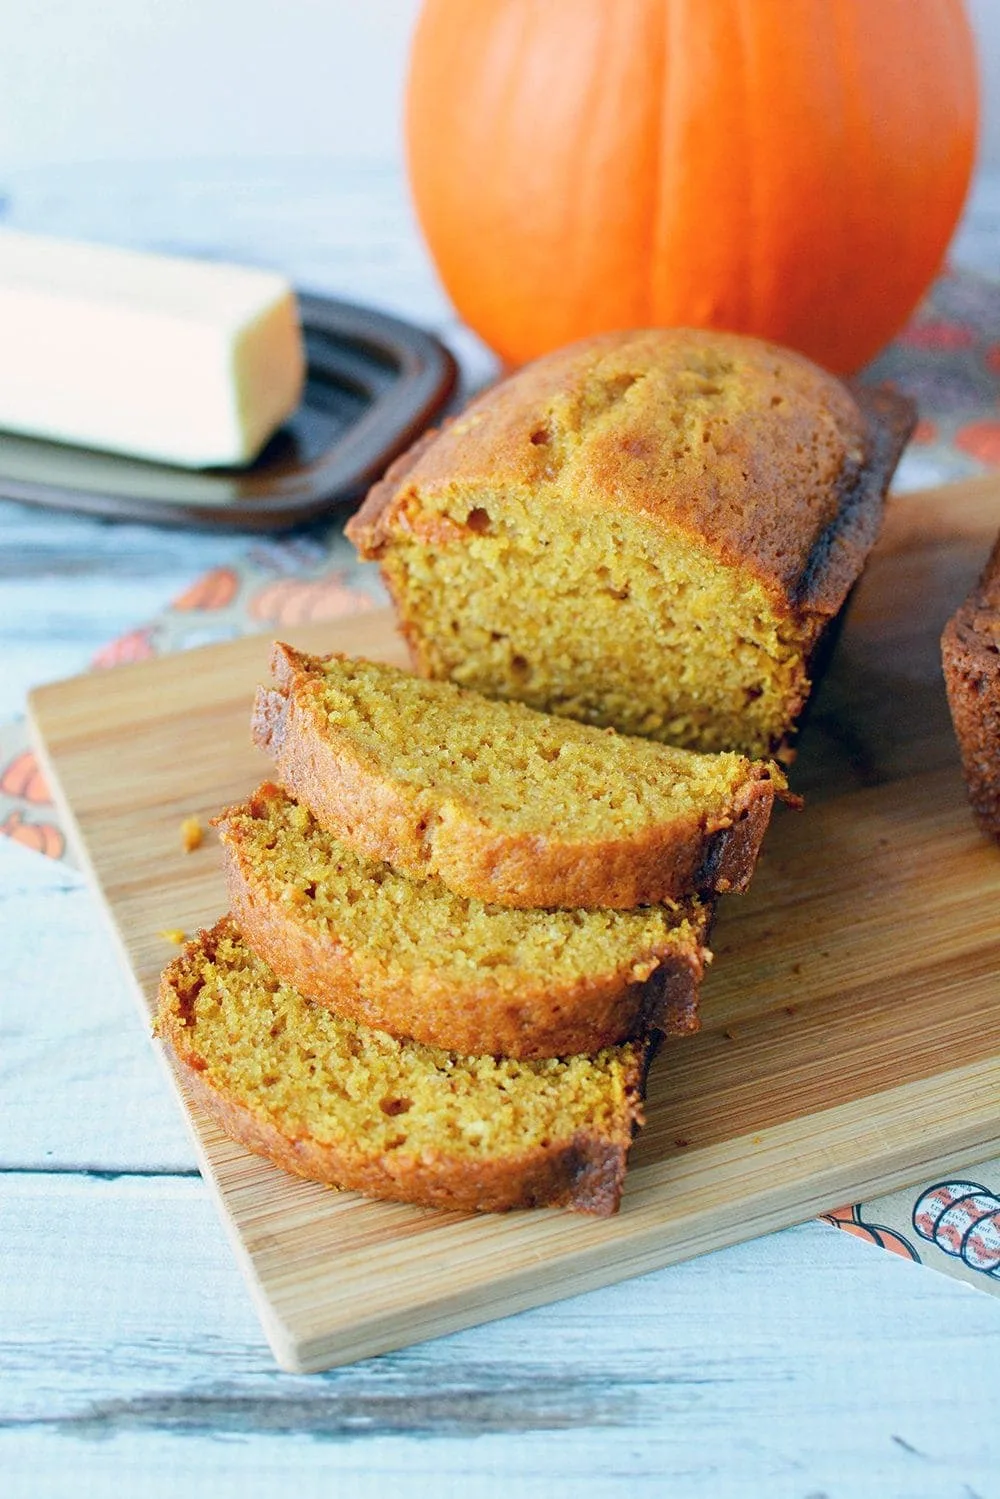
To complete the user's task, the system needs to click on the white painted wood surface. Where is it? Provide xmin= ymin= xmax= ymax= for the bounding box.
xmin=3 ymin=160 xmax=1000 ymax=1495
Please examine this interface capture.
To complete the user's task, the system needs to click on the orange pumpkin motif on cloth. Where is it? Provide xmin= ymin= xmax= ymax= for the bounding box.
xmin=248 ymin=574 xmax=376 ymax=628
xmin=955 ymin=420 xmax=1000 ymax=467
xmin=0 ymin=749 xmax=51 ymax=805
xmin=92 ymin=628 xmax=157 ymax=670
xmin=820 ymin=1204 xmax=919 ymax=1262
xmin=406 ymin=0 xmax=978 ymax=373
xmin=1 ymin=810 xmax=64 ymax=861
xmin=171 ymin=566 xmax=240 ymax=612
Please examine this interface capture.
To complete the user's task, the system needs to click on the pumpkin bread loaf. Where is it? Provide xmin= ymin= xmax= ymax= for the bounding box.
xmin=253 ymin=644 xmax=785 ymax=910
xmin=942 ymin=536 xmax=1000 ymax=840
xmin=347 ymin=328 xmax=914 ymax=758
xmin=156 ymin=917 xmax=651 ymax=1215
xmin=216 ymin=783 xmax=711 ymax=1059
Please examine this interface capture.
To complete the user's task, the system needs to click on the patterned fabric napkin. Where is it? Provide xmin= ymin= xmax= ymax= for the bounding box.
xmin=4 ymin=266 xmax=1000 ymax=1293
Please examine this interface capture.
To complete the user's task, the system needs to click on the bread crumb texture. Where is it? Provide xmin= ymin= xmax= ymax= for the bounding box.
xmin=349 ymin=329 xmax=878 ymax=757
xmin=157 ymin=919 xmax=643 ymax=1162
xmin=180 ymin=815 xmax=204 ymax=852
xmin=219 ymin=784 xmax=706 ymax=995
xmin=303 ymin=651 xmax=760 ymax=838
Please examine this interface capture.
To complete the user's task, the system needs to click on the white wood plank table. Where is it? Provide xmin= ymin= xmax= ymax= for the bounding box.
xmin=2 ymin=159 xmax=1000 ymax=1499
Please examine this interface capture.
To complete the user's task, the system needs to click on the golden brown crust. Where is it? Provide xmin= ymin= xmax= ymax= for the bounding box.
xmin=795 ymin=384 xmax=916 ymax=621
xmin=216 ymin=784 xmax=711 ymax=1057
xmin=164 ymin=1049 xmax=638 ymax=1214
xmin=156 ymin=920 xmax=651 ymax=1216
xmin=347 ymin=329 xmax=914 ymax=623
xmin=354 ymin=421 xmax=443 ymax=545
xmin=942 ymin=535 xmax=1000 ymax=840
xmin=253 ymin=643 xmax=780 ymax=909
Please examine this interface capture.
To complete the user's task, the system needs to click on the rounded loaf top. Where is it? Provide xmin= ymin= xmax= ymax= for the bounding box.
xmin=350 ymin=327 xmax=881 ymax=614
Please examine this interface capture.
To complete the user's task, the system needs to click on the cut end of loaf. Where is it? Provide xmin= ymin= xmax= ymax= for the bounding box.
xmin=375 ymin=495 xmax=813 ymax=757
xmin=348 ymin=329 xmax=914 ymax=759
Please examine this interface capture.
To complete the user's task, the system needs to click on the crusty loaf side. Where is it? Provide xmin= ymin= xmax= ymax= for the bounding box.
xmin=346 ymin=329 xmax=913 ymax=758
xmin=252 ymin=643 xmax=784 ymax=909
xmin=216 ymin=784 xmax=711 ymax=1057
xmin=942 ymin=536 xmax=1000 ymax=840
xmin=157 ymin=918 xmax=652 ymax=1216
xmin=794 ymin=384 xmax=915 ymax=620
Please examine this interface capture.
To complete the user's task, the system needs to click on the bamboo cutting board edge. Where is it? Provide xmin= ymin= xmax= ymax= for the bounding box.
xmin=270 ymin=1061 xmax=1000 ymax=1372
xmin=26 ymin=476 xmax=1000 ymax=1373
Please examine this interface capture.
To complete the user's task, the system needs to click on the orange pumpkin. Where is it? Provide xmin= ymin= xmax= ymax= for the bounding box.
xmin=1 ymin=810 xmax=65 ymax=861
xmin=0 ymin=749 xmax=51 ymax=805
xmin=406 ymin=0 xmax=978 ymax=373
xmin=172 ymin=566 xmax=239 ymax=612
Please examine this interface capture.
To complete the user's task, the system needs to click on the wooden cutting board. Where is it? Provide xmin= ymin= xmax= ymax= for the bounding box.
xmin=28 ymin=476 xmax=1000 ymax=1374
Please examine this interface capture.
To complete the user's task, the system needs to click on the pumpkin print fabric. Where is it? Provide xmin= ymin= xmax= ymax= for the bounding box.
xmin=248 ymin=573 xmax=376 ymax=627
xmin=0 ymin=746 xmax=66 ymax=863
xmin=172 ymin=566 xmax=240 ymax=613
xmin=1 ymin=808 xmax=64 ymax=861
xmin=866 ymin=269 xmax=1000 ymax=490
xmin=819 ymin=1204 xmax=919 ymax=1263
xmin=821 ymin=1178 xmax=1000 ymax=1295
xmin=913 ymin=1182 xmax=1000 ymax=1277
xmin=92 ymin=544 xmax=383 ymax=663
xmin=0 ymin=748 xmax=51 ymax=804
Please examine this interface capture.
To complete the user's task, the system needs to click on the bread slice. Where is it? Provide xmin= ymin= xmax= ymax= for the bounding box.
xmin=347 ymin=329 xmax=914 ymax=758
xmin=253 ymin=644 xmax=784 ymax=910
xmin=215 ymin=783 xmax=711 ymax=1059
xmin=156 ymin=918 xmax=652 ymax=1215
xmin=942 ymin=535 xmax=1000 ymax=840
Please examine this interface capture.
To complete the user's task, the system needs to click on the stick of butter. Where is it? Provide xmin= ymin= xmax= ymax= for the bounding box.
xmin=0 ymin=229 xmax=306 ymax=468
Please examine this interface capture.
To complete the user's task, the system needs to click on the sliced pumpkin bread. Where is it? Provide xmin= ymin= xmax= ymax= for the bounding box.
xmin=156 ymin=917 xmax=652 ymax=1215
xmin=252 ymin=644 xmax=784 ymax=910
xmin=215 ymin=783 xmax=711 ymax=1059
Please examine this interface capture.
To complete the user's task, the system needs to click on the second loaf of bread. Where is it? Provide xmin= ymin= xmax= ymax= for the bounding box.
xmin=942 ymin=535 xmax=1000 ymax=840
